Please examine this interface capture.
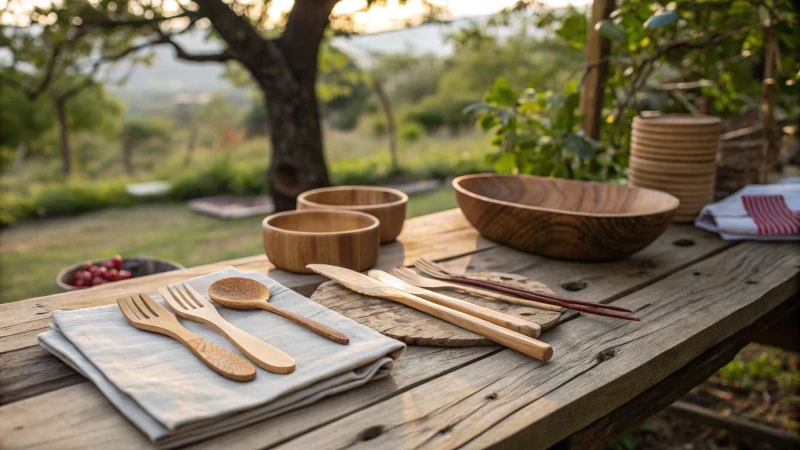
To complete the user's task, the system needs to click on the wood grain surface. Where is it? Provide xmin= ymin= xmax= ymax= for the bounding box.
xmin=297 ymin=186 xmax=408 ymax=243
xmin=453 ymin=174 xmax=679 ymax=261
xmin=310 ymin=271 xmax=561 ymax=346
xmin=3 ymin=208 xmax=796 ymax=450
xmin=262 ymin=209 xmax=380 ymax=273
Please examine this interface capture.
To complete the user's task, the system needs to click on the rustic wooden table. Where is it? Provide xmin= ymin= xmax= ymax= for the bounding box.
xmin=1 ymin=209 xmax=798 ymax=450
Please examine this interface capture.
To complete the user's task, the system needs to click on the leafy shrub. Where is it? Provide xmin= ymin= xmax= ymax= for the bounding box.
xmin=0 ymin=180 xmax=143 ymax=226
xmin=399 ymin=122 xmax=425 ymax=142
xmin=169 ymin=156 xmax=267 ymax=200
xmin=402 ymin=94 xmax=476 ymax=133
xmin=369 ymin=115 xmax=388 ymax=137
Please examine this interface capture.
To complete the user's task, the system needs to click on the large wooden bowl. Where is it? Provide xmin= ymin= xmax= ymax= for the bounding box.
xmin=297 ymin=186 xmax=408 ymax=243
xmin=262 ymin=209 xmax=380 ymax=273
xmin=452 ymin=174 xmax=679 ymax=261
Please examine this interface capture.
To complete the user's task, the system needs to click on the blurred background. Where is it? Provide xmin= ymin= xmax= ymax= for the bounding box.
xmin=0 ymin=1 xmax=798 ymax=447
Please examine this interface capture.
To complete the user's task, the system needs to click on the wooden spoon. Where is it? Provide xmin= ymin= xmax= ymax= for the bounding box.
xmin=208 ymin=277 xmax=350 ymax=345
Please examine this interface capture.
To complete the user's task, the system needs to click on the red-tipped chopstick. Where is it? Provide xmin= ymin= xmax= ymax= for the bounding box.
xmin=447 ymin=276 xmax=634 ymax=313
xmin=444 ymin=276 xmax=639 ymax=320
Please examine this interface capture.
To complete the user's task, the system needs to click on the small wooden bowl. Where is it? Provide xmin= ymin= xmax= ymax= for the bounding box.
xmin=453 ymin=174 xmax=679 ymax=261
xmin=633 ymin=114 xmax=721 ymax=131
xmin=631 ymin=129 xmax=721 ymax=143
xmin=262 ymin=209 xmax=380 ymax=273
xmin=297 ymin=186 xmax=408 ymax=243
xmin=56 ymin=256 xmax=184 ymax=291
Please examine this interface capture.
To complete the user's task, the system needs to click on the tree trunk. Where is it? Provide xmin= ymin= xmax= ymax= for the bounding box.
xmin=122 ymin=137 xmax=134 ymax=175
xmin=264 ymin=82 xmax=330 ymax=212
xmin=54 ymin=98 xmax=73 ymax=175
xmin=371 ymin=78 xmax=398 ymax=172
xmin=185 ymin=124 xmax=198 ymax=164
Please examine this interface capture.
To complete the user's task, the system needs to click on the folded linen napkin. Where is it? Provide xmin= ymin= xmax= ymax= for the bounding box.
xmin=695 ymin=183 xmax=800 ymax=241
xmin=38 ymin=267 xmax=405 ymax=448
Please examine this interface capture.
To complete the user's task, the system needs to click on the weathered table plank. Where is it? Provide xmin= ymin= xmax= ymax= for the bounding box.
xmin=270 ymin=242 xmax=799 ymax=450
xmin=0 ymin=346 xmax=501 ymax=449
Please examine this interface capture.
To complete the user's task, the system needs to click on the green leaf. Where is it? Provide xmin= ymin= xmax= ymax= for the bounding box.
xmin=596 ymin=20 xmax=626 ymax=43
xmin=644 ymin=10 xmax=679 ymax=29
xmin=564 ymin=80 xmax=579 ymax=95
xmin=494 ymin=152 xmax=517 ymax=173
xmin=555 ymin=13 xmax=588 ymax=50
xmin=549 ymin=163 xmax=570 ymax=178
xmin=485 ymin=77 xmax=518 ymax=106
xmin=477 ymin=114 xmax=499 ymax=130
xmin=563 ymin=134 xmax=595 ymax=159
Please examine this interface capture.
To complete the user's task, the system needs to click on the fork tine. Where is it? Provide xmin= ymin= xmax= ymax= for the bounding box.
xmin=159 ymin=286 xmax=188 ymax=310
xmin=414 ymin=261 xmax=448 ymax=279
xmin=174 ymin=284 xmax=203 ymax=308
xmin=129 ymin=295 xmax=151 ymax=319
xmin=117 ymin=297 xmax=141 ymax=321
xmin=182 ymin=284 xmax=208 ymax=307
xmin=138 ymin=293 xmax=166 ymax=317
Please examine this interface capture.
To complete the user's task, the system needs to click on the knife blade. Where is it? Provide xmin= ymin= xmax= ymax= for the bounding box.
xmin=307 ymin=264 xmax=553 ymax=361
xmin=368 ymin=270 xmax=542 ymax=338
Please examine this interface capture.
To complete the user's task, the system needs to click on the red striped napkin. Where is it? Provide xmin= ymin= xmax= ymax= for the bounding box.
xmin=741 ymin=194 xmax=800 ymax=236
xmin=695 ymin=184 xmax=800 ymax=241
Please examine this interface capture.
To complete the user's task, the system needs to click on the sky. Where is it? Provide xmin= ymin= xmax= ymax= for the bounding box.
xmin=3 ymin=0 xmax=590 ymax=32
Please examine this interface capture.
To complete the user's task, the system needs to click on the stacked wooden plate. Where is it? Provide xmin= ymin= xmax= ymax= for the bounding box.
xmin=628 ymin=114 xmax=721 ymax=223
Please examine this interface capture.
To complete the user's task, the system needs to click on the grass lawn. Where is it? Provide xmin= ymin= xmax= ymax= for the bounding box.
xmin=0 ymin=185 xmax=457 ymax=303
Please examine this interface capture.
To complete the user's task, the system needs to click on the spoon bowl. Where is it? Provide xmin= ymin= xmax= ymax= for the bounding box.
xmin=208 ymin=277 xmax=350 ymax=345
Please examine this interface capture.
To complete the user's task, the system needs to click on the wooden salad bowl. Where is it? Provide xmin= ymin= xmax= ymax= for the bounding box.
xmin=452 ymin=174 xmax=679 ymax=261
xmin=297 ymin=186 xmax=408 ymax=243
xmin=262 ymin=209 xmax=380 ymax=273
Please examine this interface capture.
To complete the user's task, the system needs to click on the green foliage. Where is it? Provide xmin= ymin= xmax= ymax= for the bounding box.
xmin=169 ymin=156 xmax=268 ymax=200
xmin=0 ymin=180 xmax=141 ymax=227
xmin=468 ymin=77 xmax=622 ymax=180
xmin=718 ymin=351 xmax=794 ymax=392
xmin=399 ymin=121 xmax=425 ymax=142
xmin=243 ymin=102 xmax=267 ymax=136
xmin=403 ymin=95 xmax=476 ymax=133
xmin=369 ymin=115 xmax=388 ymax=137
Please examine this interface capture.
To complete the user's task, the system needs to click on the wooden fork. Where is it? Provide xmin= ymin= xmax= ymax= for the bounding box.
xmin=159 ymin=283 xmax=296 ymax=374
xmin=117 ymin=294 xmax=257 ymax=382
xmin=388 ymin=267 xmax=563 ymax=312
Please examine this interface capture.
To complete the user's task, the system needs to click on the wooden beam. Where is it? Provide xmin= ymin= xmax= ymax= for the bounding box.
xmin=554 ymin=294 xmax=799 ymax=449
xmin=668 ymin=401 xmax=800 ymax=449
xmin=580 ymin=0 xmax=615 ymax=140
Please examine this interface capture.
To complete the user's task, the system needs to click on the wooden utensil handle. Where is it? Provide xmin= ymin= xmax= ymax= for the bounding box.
xmin=172 ymin=329 xmax=257 ymax=382
xmin=460 ymin=285 xmax=564 ymax=312
xmin=213 ymin=320 xmax=296 ymax=374
xmin=390 ymin=291 xmax=553 ymax=361
xmin=419 ymin=290 xmax=542 ymax=338
xmin=263 ymin=303 xmax=350 ymax=345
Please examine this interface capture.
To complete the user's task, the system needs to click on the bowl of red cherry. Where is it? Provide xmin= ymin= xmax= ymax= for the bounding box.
xmin=57 ymin=255 xmax=184 ymax=291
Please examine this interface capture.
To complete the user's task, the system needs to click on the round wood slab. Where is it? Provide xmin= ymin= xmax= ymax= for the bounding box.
xmin=310 ymin=272 xmax=562 ymax=346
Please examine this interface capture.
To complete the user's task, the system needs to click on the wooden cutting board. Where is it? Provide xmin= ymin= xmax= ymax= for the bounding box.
xmin=310 ymin=272 xmax=562 ymax=346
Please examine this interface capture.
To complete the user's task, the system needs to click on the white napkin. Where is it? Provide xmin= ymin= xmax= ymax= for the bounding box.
xmin=695 ymin=183 xmax=800 ymax=241
xmin=38 ymin=267 xmax=405 ymax=448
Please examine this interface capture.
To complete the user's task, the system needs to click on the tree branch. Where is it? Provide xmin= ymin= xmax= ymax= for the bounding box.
xmin=278 ymin=0 xmax=339 ymax=82
xmin=161 ymin=36 xmax=233 ymax=62
xmin=80 ymin=11 xmax=200 ymax=29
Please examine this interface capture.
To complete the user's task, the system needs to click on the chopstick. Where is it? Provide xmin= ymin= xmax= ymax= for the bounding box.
xmin=447 ymin=276 xmax=634 ymax=313
xmin=443 ymin=275 xmax=639 ymax=321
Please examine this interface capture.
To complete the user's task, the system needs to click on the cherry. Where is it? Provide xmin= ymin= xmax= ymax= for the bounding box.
xmin=117 ymin=270 xmax=132 ymax=280
xmin=91 ymin=276 xmax=106 ymax=286
xmin=112 ymin=255 xmax=123 ymax=270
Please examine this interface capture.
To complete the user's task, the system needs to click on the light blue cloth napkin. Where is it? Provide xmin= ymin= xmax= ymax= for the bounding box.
xmin=38 ymin=267 xmax=405 ymax=448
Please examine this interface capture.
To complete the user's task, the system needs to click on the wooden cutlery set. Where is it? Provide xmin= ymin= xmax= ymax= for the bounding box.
xmin=309 ymin=260 xmax=640 ymax=362
xmin=117 ymin=279 xmax=350 ymax=382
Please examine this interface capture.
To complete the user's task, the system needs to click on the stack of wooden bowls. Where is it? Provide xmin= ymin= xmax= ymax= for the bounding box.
xmin=628 ymin=114 xmax=721 ymax=223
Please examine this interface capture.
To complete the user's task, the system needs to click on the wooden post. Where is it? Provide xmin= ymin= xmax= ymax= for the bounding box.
xmin=760 ymin=2 xmax=780 ymax=183
xmin=580 ymin=0 xmax=615 ymax=140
